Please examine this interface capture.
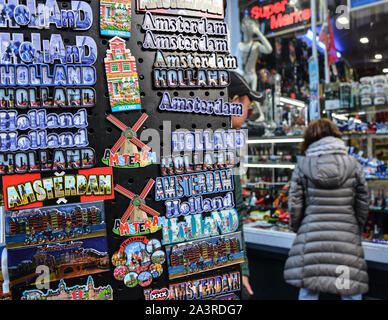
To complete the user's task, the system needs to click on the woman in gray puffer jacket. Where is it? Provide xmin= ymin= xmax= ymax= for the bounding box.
xmin=283 ymin=118 xmax=369 ymax=300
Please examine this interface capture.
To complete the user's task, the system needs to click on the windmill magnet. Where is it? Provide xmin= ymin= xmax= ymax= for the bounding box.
xmin=102 ymin=113 xmax=156 ymax=168
xmin=100 ymin=0 xmax=132 ymax=38
xmin=113 ymin=180 xmax=165 ymax=237
xmin=104 ymin=37 xmax=141 ymax=112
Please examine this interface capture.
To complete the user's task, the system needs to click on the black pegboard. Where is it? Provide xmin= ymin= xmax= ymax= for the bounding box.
xmin=4 ymin=0 xmax=241 ymax=300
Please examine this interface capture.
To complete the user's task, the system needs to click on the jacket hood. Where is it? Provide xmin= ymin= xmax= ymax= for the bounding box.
xmin=298 ymin=136 xmax=355 ymax=189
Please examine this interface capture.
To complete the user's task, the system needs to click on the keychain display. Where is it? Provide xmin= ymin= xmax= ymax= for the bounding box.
xmin=171 ymin=129 xmax=247 ymax=152
xmin=20 ymin=274 xmax=113 ymax=300
xmin=161 ymin=209 xmax=239 ymax=245
xmin=144 ymin=271 xmax=241 ymax=300
xmin=104 ymin=36 xmax=141 ymax=112
xmin=102 ymin=113 xmax=155 ymax=168
xmin=155 ymin=169 xmax=234 ymax=202
xmin=158 ymin=92 xmax=242 ymax=116
xmin=3 ymin=167 xmax=114 ymax=210
xmin=136 ymin=0 xmax=225 ymax=19
xmin=0 ymin=147 xmax=95 ymax=175
xmin=111 ymin=236 xmax=165 ymax=288
xmin=100 ymin=0 xmax=132 ymax=38
xmin=7 ymin=236 xmax=110 ymax=286
xmin=5 ymin=201 xmax=106 ymax=249
xmin=165 ymin=231 xmax=244 ymax=279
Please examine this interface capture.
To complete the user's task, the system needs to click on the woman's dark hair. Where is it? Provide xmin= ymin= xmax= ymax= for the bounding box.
xmin=300 ymin=118 xmax=342 ymax=155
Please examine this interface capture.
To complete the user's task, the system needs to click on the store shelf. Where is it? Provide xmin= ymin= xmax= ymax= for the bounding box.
xmin=244 ymin=163 xmax=296 ymax=169
xmin=343 ymin=133 xmax=388 ymax=140
xmin=243 ymin=223 xmax=388 ymax=264
xmin=247 ymin=136 xmax=303 ymax=144
xmin=329 ymin=105 xmax=388 ymax=116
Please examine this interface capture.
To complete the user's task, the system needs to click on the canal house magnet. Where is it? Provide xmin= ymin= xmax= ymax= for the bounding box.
xmin=100 ymin=0 xmax=132 ymax=38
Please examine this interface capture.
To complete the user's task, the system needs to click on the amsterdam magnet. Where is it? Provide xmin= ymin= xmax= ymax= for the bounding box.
xmin=103 ymin=113 xmax=155 ymax=168
xmin=112 ymin=236 xmax=165 ymax=288
xmin=20 ymin=275 xmax=113 ymax=300
xmin=143 ymin=271 xmax=241 ymax=300
xmin=2 ymin=167 xmax=114 ymax=210
xmin=100 ymin=0 xmax=132 ymax=38
xmin=104 ymin=36 xmax=141 ymax=112
xmin=7 ymin=236 xmax=110 ymax=286
xmin=5 ymin=201 xmax=106 ymax=249
xmin=165 ymin=232 xmax=244 ymax=280
xmin=115 ymin=179 xmax=160 ymax=229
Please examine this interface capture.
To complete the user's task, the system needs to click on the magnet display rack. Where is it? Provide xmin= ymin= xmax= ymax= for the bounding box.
xmin=4 ymin=1 xmax=240 ymax=300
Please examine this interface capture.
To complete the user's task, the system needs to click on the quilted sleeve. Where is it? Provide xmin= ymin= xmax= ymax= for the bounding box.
xmin=354 ymin=162 xmax=369 ymax=233
xmin=288 ymin=164 xmax=306 ymax=233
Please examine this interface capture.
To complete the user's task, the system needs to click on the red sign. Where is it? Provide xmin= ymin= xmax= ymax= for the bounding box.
xmin=250 ymin=0 xmax=311 ymax=32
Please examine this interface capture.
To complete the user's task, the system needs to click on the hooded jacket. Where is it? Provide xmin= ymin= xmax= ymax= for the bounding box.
xmin=283 ymin=136 xmax=369 ymax=295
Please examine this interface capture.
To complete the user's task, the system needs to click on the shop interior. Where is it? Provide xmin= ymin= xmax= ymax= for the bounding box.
xmin=232 ymin=0 xmax=388 ymax=299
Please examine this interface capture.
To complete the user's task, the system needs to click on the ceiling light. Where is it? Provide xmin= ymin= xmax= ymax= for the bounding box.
xmin=360 ymin=37 xmax=369 ymax=44
xmin=383 ymin=68 xmax=388 ymax=73
xmin=375 ymin=53 xmax=383 ymax=60
xmin=337 ymin=16 xmax=349 ymax=25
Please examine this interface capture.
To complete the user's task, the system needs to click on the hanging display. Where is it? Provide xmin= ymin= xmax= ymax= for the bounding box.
xmin=104 ymin=36 xmax=141 ymax=112
xmin=143 ymin=271 xmax=241 ymax=300
xmin=20 ymin=274 xmax=113 ymax=300
xmin=7 ymin=236 xmax=110 ymax=286
xmin=165 ymin=232 xmax=244 ymax=280
xmin=5 ymin=201 xmax=106 ymax=249
xmin=102 ymin=113 xmax=155 ymax=168
xmin=136 ymin=0 xmax=225 ymax=19
xmin=0 ymin=147 xmax=95 ymax=175
xmin=100 ymin=0 xmax=132 ymax=38
xmin=2 ymin=167 xmax=114 ymax=210
xmin=111 ymin=236 xmax=165 ymax=288
xmin=161 ymin=209 xmax=239 ymax=245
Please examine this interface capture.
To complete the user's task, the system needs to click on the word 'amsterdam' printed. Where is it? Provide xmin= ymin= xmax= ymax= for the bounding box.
xmin=143 ymin=272 xmax=241 ymax=300
xmin=3 ymin=167 xmax=114 ymax=210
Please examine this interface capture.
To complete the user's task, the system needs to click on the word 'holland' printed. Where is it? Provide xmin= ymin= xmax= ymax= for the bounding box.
xmin=158 ymin=92 xmax=242 ymax=116
xmin=3 ymin=167 xmax=114 ymax=210
xmin=165 ymin=192 xmax=234 ymax=218
xmin=161 ymin=151 xmax=238 ymax=176
xmin=0 ymin=33 xmax=97 ymax=66
xmin=161 ymin=209 xmax=239 ymax=245
xmin=142 ymin=12 xmax=227 ymax=36
xmin=143 ymin=272 xmax=241 ymax=300
xmin=155 ymin=169 xmax=233 ymax=201
xmin=0 ymin=147 xmax=95 ymax=174
xmin=0 ymin=87 xmax=96 ymax=109
xmin=0 ymin=0 xmax=93 ymax=30
xmin=0 ymin=109 xmax=87 ymax=131
xmin=172 ymin=130 xmax=247 ymax=152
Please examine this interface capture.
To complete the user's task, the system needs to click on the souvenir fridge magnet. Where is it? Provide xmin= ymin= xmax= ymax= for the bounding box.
xmin=5 ymin=201 xmax=106 ymax=249
xmin=100 ymin=0 xmax=132 ymax=38
xmin=143 ymin=271 xmax=241 ymax=300
xmin=104 ymin=36 xmax=141 ymax=112
xmin=111 ymin=236 xmax=165 ymax=288
xmin=165 ymin=232 xmax=244 ymax=280
xmin=102 ymin=113 xmax=156 ymax=168
xmin=2 ymin=167 xmax=114 ymax=211
xmin=20 ymin=274 xmax=113 ymax=300
xmin=7 ymin=236 xmax=110 ymax=286
xmin=113 ymin=180 xmax=165 ymax=237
